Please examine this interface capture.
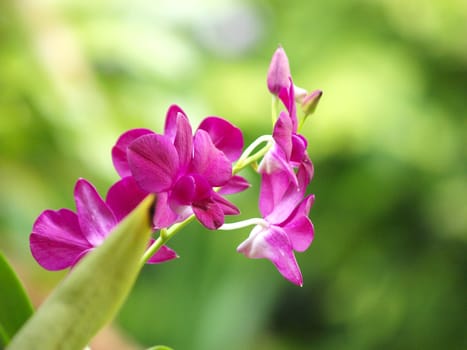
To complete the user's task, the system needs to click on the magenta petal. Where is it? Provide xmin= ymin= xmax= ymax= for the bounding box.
xmin=211 ymin=192 xmax=240 ymax=215
xmin=106 ymin=176 xmax=149 ymax=221
xmin=146 ymin=241 xmax=178 ymax=264
xmin=31 ymin=234 xmax=92 ymax=271
xmin=264 ymin=226 xmax=303 ymax=286
xmin=264 ymin=174 xmax=309 ymax=224
xmin=218 ymin=175 xmax=251 ymax=195
xmin=283 ymin=216 xmax=314 ymax=252
xmin=112 ymin=128 xmax=154 ymax=178
xmin=74 ymin=179 xmax=116 ymax=246
xmin=173 ymin=113 xmax=193 ymax=169
xmin=237 ymin=225 xmax=303 ymax=286
xmin=273 ymin=111 xmax=293 ymax=159
xmin=191 ymin=174 xmax=213 ymax=200
xmin=284 ymin=193 xmax=315 ymax=222
xmin=258 ymin=144 xmax=297 ymax=184
xmin=153 ymin=192 xmax=181 ymax=229
xmin=30 ymin=209 xmax=92 ymax=270
xmin=279 ymin=80 xmax=298 ymax=131
xmin=280 ymin=194 xmax=315 ymax=252
xmin=198 ymin=117 xmax=244 ymax=161
xmin=128 ymin=134 xmax=180 ymax=193
xmin=302 ymin=154 xmax=314 ymax=181
xmin=171 ymin=175 xmax=196 ymax=206
xmin=259 ymin=171 xmax=296 ymax=219
xmin=192 ymin=198 xmax=224 ymax=230
xmin=192 ymin=129 xmax=232 ymax=186
xmin=290 ymin=134 xmax=307 ymax=165
xmin=164 ymin=104 xmax=187 ymax=141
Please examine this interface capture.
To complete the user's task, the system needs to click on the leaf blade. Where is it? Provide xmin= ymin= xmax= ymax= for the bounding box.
xmin=8 ymin=195 xmax=154 ymax=349
xmin=0 ymin=252 xmax=34 ymax=346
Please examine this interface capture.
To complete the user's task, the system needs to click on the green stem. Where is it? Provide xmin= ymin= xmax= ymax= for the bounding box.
xmin=233 ymin=135 xmax=273 ymax=174
xmin=140 ymin=215 xmax=195 ymax=265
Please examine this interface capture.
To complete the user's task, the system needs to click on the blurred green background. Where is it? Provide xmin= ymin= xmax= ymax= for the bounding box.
xmin=1 ymin=0 xmax=466 ymax=349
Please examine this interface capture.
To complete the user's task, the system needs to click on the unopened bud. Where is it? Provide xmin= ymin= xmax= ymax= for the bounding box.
xmin=301 ymin=89 xmax=323 ymax=117
xmin=267 ymin=46 xmax=291 ymax=95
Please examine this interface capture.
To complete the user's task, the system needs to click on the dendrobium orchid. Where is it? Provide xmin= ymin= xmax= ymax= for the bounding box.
xmin=29 ymin=46 xmax=322 ymax=288
xmin=112 ymin=105 xmax=247 ymax=230
xmin=30 ymin=178 xmax=177 ymax=271
xmin=231 ymin=165 xmax=314 ymax=286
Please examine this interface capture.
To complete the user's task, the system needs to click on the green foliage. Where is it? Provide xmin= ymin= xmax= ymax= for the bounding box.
xmin=7 ymin=196 xmax=154 ymax=349
xmin=0 ymin=252 xmax=34 ymax=347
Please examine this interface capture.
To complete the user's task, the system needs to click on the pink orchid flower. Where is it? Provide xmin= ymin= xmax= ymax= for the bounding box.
xmin=30 ymin=177 xmax=177 ymax=271
xmin=237 ymin=164 xmax=314 ymax=286
xmin=113 ymin=105 xmax=248 ymax=230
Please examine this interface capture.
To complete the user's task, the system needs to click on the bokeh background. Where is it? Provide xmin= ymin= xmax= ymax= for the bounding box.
xmin=1 ymin=0 xmax=466 ymax=349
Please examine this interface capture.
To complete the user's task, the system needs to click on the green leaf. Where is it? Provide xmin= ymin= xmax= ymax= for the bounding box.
xmin=8 ymin=195 xmax=154 ymax=350
xmin=0 ymin=252 xmax=34 ymax=347
xmin=146 ymin=346 xmax=174 ymax=350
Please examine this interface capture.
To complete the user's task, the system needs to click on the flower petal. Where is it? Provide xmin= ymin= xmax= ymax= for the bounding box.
xmin=146 ymin=241 xmax=179 ymax=264
xmin=172 ymin=112 xmax=193 ymax=169
xmin=272 ymin=111 xmax=293 ymax=159
xmin=106 ymin=176 xmax=149 ymax=222
xmin=262 ymin=164 xmax=312 ymax=223
xmin=164 ymin=104 xmax=186 ymax=141
xmin=280 ymin=194 xmax=315 ymax=252
xmin=211 ymin=192 xmax=240 ymax=215
xmin=290 ymin=134 xmax=307 ymax=166
xmin=30 ymin=208 xmax=92 ymax=270
xmin=283 ymin=216 xmax=314 ymax=252
xmin=259 ymin=170 xmax=289 ymax=218
xmin=198 ymin=117 xmax=244 ymax=161
xmin=279 ymin=79 xmax=298 ymax=131
xmin=128 ymin=134 xmax=180 ymax=193
xmin=237 ymin=225 xmax=303 ymax=286
xmin=191 ymin=129 xmax=232 ymax=186
xmin=152 ymin=192 xmax=183 ymax=229
xmin=259 ymin=171 xmax=300 ymax=221
xmin=74 ymin=179 xmax=117 ymax=247
xmin=217 ymin=175 xmax=251 ymax=195
xmin=264 ymin=226 xmax=303 ymax=286
xmin=171 ymin=175 xmax=196 ymax=206
xmin=111 ymin=128 xmax=154 ymax=178
xmin=258 ymin=143 xmax=297 ymax=184
xmin=192 ymin=198 xmax=224 ymax=230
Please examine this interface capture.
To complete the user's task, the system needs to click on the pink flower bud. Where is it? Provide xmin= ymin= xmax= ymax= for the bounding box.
xmin=267 ymin=46 xmax=291 ymax=95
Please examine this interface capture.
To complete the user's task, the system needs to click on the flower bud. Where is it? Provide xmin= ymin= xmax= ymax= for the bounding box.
xmin=267 ymin=46 xmax=291 ymax=95
xmin=301 ymin=89 xmax=323 ymax=117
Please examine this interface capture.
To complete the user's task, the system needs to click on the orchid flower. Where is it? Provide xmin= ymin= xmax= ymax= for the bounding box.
xmin=112 ymin=105 xmax=248 ymax=230
xmin=29 ymin=46 xmax=320 ymax=291
xmin=30 ymin=177 xmax=177 ymax=271
xmin=235 ymin=165 xmax=314 ymax=286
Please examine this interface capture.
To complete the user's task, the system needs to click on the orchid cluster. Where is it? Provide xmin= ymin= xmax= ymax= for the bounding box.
xmin=30 ymin=47 xmax=322 ymax=286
